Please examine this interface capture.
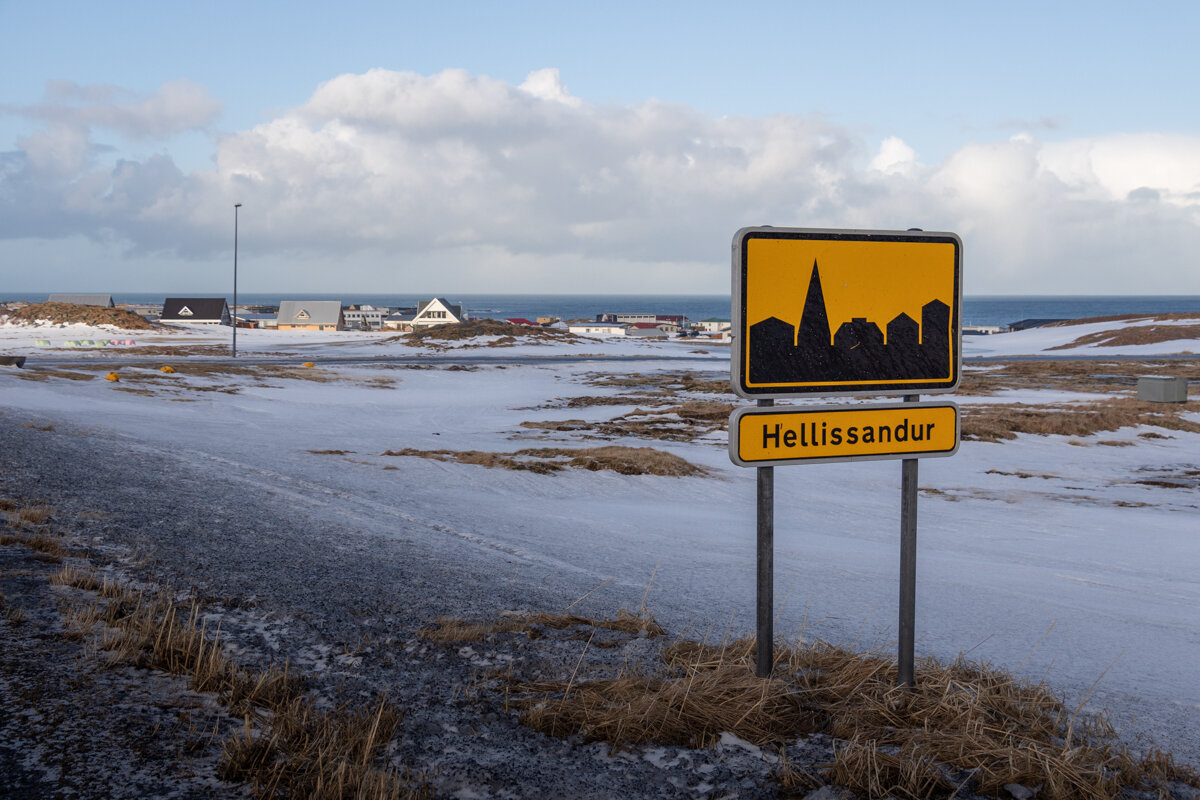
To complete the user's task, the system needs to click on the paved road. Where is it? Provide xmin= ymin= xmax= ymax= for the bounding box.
xmin=16 ymin=352 xmax=727 ymax=369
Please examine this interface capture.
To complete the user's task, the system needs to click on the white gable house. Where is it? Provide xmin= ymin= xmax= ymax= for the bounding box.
xmin=412 ymin=298 xmax=465 ymax=328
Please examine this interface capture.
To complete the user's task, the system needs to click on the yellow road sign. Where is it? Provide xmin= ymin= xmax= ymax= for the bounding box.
xmin=729 ymin=402 xmax=959 ymax=467
xmin=732 ymin=227 xmax=962 ymax=398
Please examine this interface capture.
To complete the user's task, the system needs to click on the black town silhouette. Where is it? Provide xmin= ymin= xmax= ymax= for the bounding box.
xmin=749 ymin=261 xmax=950 ymax=384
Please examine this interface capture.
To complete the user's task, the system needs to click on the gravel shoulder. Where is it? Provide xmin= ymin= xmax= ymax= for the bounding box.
xmin=0 ymin=408 xmax=802 ymax=799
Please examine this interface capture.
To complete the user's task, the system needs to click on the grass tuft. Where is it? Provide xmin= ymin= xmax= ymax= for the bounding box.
xmin=382 ymin=445 xmax=706 ymax=477
xmin=420 ymin=608 xmax=665 ymax=645
xmin=51 ymin=566 xmax=427 ymax=799
xmin=507 ymin=628 xmax=1200 ymax=799
xmin=962 ymin=397 xmax=1200 ymax=442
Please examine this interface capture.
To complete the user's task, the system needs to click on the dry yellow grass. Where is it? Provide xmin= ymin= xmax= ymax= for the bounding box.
xmin=0 ymin=502 xmax=81 ymax=561
xmin=507 ymin=628 xmax=1200 ymax=799
xmin=381 ymin=445 xmax=707 ymax=477
xmin=50 ymin=566 xmax=427 ymax=799
xmin=7 ymin=504 xmax=53 ymax=526
xmin=582 ymin=371 xmax=732 ymax=395
xmin=386 ymin=319 xmax=578 ymax=347
xmin=419 ymin=609 xmax=665 ymax=645
xmin=521 ymin=401 xmax=735 ymax=443
xmin=961 ymin=397 xmax=1200 ymax=442
xmin=0 ymin=588 xmax=29 ymax=626
xmin=959 ymin=358 xmax=1200 ymax=396
xmin=7 ymin=302 xmax=155 ymax=330
xmin=1047 ymin=321 xmax=1200 ymax=350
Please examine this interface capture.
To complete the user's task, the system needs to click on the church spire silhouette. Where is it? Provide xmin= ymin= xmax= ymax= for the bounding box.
xmin=796 ymin=260 xmax=831 ymax=351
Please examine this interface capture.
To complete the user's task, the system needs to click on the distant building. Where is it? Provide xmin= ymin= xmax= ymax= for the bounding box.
xmin=161 ymin=298 xmax=230 ymax=326
xmin=626 ymin=322 xmax=670 ymax=338
xmin=695 ymin=318 xmax=731 ymax=333
xmin=656 ymin=314 xmax=690 ymax=328
xmin=596 ymin=312 xmax=691 ymax=328
xmin=383 ymin=308 xmax=418 ymax=331
xmin=343 ymin=305 xmax=390 ymax=331
xmin=596 ymin=312 xmax=656 ymax=324
xmin=276 ymin=300 xmax=344 ymax=331
xmin=48 ymin=293 xmax=114 ymax=307
xmin=411 ymin=298 xmax=465 ymax=328
xmin=237 ymin=313 xmax=275 ymax=329
xmin=504 ymin=318 xmax=539 ymax=327
xmin=568 ymin=322 xmax=627 ymax=337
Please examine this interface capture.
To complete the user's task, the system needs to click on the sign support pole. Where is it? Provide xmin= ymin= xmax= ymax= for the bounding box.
xmin=756 ymin=397 xmax=775 ymax=678
xmin=898 ymin=393 xmax=919 ymax=687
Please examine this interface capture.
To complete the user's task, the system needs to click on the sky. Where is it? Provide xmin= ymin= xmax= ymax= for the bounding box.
xmin=2 ymin=0 xmax=1200 ymax=296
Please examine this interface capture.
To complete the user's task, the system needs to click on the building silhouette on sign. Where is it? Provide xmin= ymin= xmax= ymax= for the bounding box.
xmin=749 ymin=261 xmax=950 ymax=384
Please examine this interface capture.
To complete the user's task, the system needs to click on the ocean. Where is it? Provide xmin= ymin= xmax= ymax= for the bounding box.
xmin=7 ymin=292 xmax=1200 ymax=329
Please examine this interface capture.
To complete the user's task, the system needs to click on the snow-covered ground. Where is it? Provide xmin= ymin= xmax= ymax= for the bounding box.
xmin=2 ymin=316 xmax=1199 ymax=769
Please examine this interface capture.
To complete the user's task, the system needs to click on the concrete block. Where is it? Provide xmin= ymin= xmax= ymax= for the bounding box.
xmin=1137 ymin=376 xmax=1188 ymax=403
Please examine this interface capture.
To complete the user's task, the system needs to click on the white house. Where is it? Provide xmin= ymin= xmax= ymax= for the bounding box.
xmin=411 ymin=298 xmax=465 ymax=328
xmin=343 ymin=305 xmax=389 ymax=331
xmin=568 ymin=322 xmax=627 ymax=337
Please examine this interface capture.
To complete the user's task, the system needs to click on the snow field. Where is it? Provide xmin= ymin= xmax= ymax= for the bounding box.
xmin=1 ymin=317 xmax=1198 ymax=765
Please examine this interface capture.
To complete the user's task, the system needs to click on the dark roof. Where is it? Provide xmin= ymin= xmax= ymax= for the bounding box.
xmin=161 ymin=298 xmax=229 ymax=321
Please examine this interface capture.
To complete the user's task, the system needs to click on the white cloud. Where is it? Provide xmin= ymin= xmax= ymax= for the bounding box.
xmin=1041 ymin=134 xmax=1200 ymax=209
xmin=870 ymin=136 xmax=919 ymax=176
xmin=10 ymin=79 xmax=221 ymax=139
xmin=4 ymin=68 xmax=1200 ymax=293
xmin=518 ymin=68 xmax=581 ymax=107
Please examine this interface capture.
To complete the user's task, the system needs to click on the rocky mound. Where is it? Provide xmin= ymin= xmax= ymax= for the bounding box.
xmin=382 ymin=319 xmax=577 ymax=346
xmin=5 ymin=303 xmax=155 ymax=331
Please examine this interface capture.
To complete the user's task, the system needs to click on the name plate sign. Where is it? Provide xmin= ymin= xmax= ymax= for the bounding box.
xmin=729 ymin=401 xmax=959 ymax=467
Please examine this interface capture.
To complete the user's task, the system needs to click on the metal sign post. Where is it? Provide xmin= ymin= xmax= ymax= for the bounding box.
xmin=756 ymin=397 xmax=774 ymax=678
xmin=898 ymin=393 xmax=919 ymax=687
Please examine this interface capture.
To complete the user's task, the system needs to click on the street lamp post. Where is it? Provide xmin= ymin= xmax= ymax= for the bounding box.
xmin=232 ymin=203 xmax=242 ymax=357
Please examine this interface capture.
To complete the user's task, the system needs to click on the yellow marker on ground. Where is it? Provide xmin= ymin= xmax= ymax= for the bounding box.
xmin=105 ymin=372 xmax=120 ymax=382
xmin=302 ymin=362 xmax=315 ymax=367
xmin=160 ymin=365 xmax=176 ymax=373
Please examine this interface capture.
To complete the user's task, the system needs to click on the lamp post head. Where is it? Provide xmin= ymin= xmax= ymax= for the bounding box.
xmin=234 ymin=202 xmax=242 ymax=208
